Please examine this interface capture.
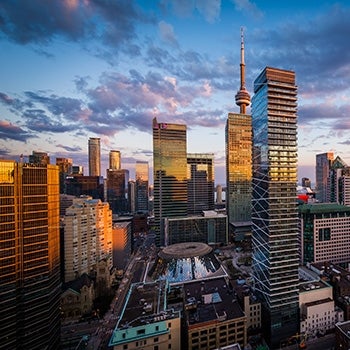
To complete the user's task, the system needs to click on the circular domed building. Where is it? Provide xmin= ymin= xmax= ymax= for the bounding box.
xmin=150 ymin=242 xmax=226 ymax=284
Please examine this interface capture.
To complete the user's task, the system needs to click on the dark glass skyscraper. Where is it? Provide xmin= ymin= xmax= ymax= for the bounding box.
xmin=0 ymin=160 xmax=61 ymax=349
xmin=251 ymin=67 xmax=299 ymax=348
xmin=153 ymin=117 xmax=187 ymax=246
xmin=135 ymin=160 xmax=149 ymax=213
xmin=187 ymin=153 xmax=215 ymax=215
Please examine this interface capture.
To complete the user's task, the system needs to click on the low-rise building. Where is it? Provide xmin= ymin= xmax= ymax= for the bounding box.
xmin=61 ymin=273 xmax=95 ymax=322
xmin=299 ymin=203 xmax=350 ymax=265
xmin=109 ymin=280 xmax=181 ymax=350
xmin=184 ymin=277 xmax=247 ymax=350
xmin=335 ymin=320 xmax=350 ymax=350
xmin=299 ymin=272 xmax=344 ymax=336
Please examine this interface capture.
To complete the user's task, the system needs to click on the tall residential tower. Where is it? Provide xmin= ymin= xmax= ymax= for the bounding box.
xmin=251 ymin=67 xmax=299 ymax=347
xmin=226 ymin=28 xmax=252 ymax=239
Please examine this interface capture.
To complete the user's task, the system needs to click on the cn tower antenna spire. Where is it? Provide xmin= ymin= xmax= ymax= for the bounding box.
xmin=235 ymin=27 xmax=251 ymax=114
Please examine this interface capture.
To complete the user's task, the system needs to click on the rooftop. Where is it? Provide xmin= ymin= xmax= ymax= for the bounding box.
xmin=183 ymin=277 xmax=245 ymax=327
xmin=109 ymin=280 xmax=181 ymax=346
xmin=299 ymin=203 xmax=350 ymax=214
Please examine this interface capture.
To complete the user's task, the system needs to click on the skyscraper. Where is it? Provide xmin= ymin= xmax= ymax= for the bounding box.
xmin=0 ymin=160 xmax=61 ymax=349
xmin=109 ymin=150 xmax=121 ymax=170
xmin=187 ymin=153 xmax=215 ymax=215
xmin=106 ymin=169 xmax=129 ymax=214
xmin=315 ymin=152 xmax=334 ymax=203
xmin=153 ymin=117 xmax=187 ymax=246
xmin=88 ymin=137 xmax=101 ymax=176
xmin=226 ymin=28 xmax=252 ymax=239
xmin=135 ymin=160 xmax=149 ymax=213
xmin=56 ymin=157 xmax=73 ymax=194
xmin=251 ymin=67 xmax=299 ymax=347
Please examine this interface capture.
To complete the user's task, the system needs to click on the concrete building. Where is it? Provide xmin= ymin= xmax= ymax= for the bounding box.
xmin=0 ymin=160 xmax=61 ymax=349
xmin=184 ymin=277 xmax=247 ymax=350
xmin=299 ymin=278 xmax=343 ymax=337
xmin=251 ymin=66 xmax=299 ymax=347
xmin=63 ymin=196 xmax=113 ymax=283
xmin=299 ymin=203 xmax=350 ymax=265
xmin=109 ymin=280 xmax=181 ymax=350
xmin=88 ymin=137 xmax=101 ymax=176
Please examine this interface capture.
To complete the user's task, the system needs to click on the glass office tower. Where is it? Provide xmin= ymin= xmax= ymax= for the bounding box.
xmin=187 ymin=153 xmax=215 ymax=215
xmin=251 ymin=67 xmax=299 ymax=348
xmin=135 ymin=160 xmax=149 ymax=213
xmin=0 ymin=160 xmax=61 ymax=349
xmin=153 ymin=117 xmax=187 ymax=246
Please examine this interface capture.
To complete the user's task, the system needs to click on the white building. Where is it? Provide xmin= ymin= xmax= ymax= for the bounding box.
xmin=299 ymin=271 xmax=344 ymax=337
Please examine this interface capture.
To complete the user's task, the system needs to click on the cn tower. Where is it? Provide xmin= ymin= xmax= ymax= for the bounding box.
xmin=235 ymin=27 xmax=251 ymax=114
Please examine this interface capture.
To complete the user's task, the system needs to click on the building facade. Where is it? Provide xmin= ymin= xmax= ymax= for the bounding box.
xmin=109 ymin=280 xmax=181 ymax=350
xmin=112 ymin=221 xmax=132 ymax=270
xmin=165 ymin=212 xmax=228 ymax=246
xmin=153 ymin=117 xmax=188 ymax=246
xmin=88 ymin=137 xmax=101 ymax=176
xmin=315 ymin=152 xmax=334 ymax=203
xmin=0 ymin=160 xmax=61 ymax=349
xmin=299 ymin=203 xmax=350 ymax=265
xmin=226 ymin=29 xmax=252 ymax=242
xmin=109 ymin=150 xmax=121 ymax=170
xmin=63 ymin=196 xmax=113 ymax=283
xmin=107 ymin=169 xmax=130 ymax=214
xmin=187 ymin=153 xmax=215 ymax=215
xmin=135 ymin=160 xmax=149 ymax=213
xmin=251 ymin=67 xmax=299 ymax=347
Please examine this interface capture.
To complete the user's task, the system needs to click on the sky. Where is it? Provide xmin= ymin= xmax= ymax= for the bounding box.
xmin=1 ymin=0 xmax=350 ymax=186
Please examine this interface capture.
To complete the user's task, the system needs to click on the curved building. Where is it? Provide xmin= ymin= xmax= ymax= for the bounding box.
xmin=151 ymin=242 xmax=225 ymax=284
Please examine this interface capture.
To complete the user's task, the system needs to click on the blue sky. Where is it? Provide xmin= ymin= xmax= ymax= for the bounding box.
xmin=1 ymin=0 xmax=350 ymax=185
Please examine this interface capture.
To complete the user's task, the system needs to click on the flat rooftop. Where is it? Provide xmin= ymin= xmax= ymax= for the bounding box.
xmin=117 ymin=280 xmax=170 ymax=329
xmin=183 ymin=277 xmax=245 ymax=326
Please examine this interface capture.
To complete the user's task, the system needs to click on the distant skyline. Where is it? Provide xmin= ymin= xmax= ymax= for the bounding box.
xmin=1 ymin=1 xmax=350 ymax=186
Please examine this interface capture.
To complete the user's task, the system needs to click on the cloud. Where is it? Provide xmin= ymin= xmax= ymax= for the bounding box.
xmin=0 ymin=0 xmax=151 ymax=61
xmin=231 ymin=0 xmax=263 ymax=19
xmin=0 ymin=120 xmax=34 ymax=142
xmin=161 ymin=0 xmax=221 ymax=23
xmin=196 ymin=0 xmax=221 ymax=23
xmin=158 ymin=21 xmax=178 ymax=47
xmin=56 ymin=144 xmax=82 ymax=152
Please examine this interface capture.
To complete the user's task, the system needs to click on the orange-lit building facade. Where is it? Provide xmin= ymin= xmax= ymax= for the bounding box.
xmin=0 ymin=160 xmax=61 ymax=349
xmin=63 ymin=196 xmax=113 ymax=283
xmin=153 ymin=117 xmax=188 ymax=246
